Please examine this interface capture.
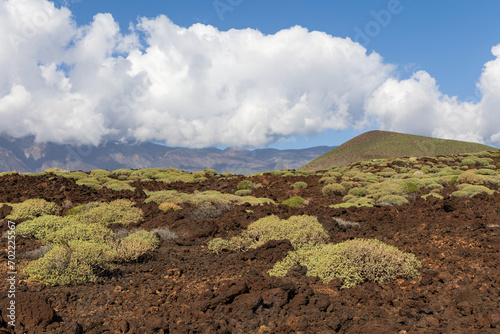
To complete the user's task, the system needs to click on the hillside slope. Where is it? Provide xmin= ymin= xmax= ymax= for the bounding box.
xmin=301 ymin=130 xmax=497 ymax=170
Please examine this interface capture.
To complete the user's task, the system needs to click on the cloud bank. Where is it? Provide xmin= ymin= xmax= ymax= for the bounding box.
xmin=0 ymin=0 xmax=499 ymax=147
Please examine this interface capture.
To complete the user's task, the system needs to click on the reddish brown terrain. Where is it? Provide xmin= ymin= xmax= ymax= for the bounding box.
xmin=0 ymin=170 xmax=499 ymax=333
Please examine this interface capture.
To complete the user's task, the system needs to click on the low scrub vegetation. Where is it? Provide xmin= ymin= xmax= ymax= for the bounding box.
xmin=5 ymin=199 xmax=60 ymax=220
xmin=292 ymin=181 xmax=308 ymax=189
xmin=209 ymin=215 xmax=421 ymax=289
xmin=322 ymin=183 xmax=345 ymax=196
xmin=145 ymin=190 xmax=274 ymax=206
xmin=17 ymin=200 xmax=158 ymax=285
xmin=268 ymin=239 xmax=422 ymax=289
xmin=281 ymin=196 xmax=306 ymax=208
xmin=208 ymin=215 xmax=329 ymax=253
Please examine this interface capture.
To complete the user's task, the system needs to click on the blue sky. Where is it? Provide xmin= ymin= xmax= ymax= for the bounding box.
xmin=1 ymin=0 xmax=500 ymax=149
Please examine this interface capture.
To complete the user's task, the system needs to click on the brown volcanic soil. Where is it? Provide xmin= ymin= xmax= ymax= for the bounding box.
xmin=0 ymin=173 xmax=499 ymax=333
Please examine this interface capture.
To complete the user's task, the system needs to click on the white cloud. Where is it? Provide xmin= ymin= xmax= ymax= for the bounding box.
xmin=364 ymin=71 xmax=484 ymax=143
xmin=0 ymin=0 xmax=499 ymax=148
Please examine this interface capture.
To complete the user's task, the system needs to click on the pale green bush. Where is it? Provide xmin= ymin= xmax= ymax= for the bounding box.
xmin=281 ymin=196 xmax=305 ymax=208
xmin=208 ymin=215 xmax=329 ymax=253
xmin=322 ymin=184 xmax=346 ymax=196
xmin=319 ymin=177 xmax=337 ymax=184
xmin=292 ymin=181 xmax=308 ymax=189
xmin=73 ymin=199 xmax=143 ymax=226
xmin=235 ymin=189 xmax=252 ymax=196
xmin=268 ymin=238 xmax=421 ymax=289
xmin=6 ymin=199 xmax=60 ymax=220
xmin=348 ymin=187 xmax=367 ymax=197
xmin=377 ymin=195 xmax=409 ymax=206
xmin=111 ymin=230 xmax=159 ymax=263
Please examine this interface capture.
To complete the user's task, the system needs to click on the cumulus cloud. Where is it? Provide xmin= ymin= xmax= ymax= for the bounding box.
xmin=364 ymin=71 xmax=483 ymax=143
xmin=0 ymin=0 xmax=499 ymax=148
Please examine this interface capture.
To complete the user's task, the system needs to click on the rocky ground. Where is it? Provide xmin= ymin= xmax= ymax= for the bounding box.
xmin=0 ymin=172 xmax=499 ymax=333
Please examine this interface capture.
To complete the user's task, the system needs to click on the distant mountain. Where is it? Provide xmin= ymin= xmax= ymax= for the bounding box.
xmin=0 ymin=134 xmax=333 ymax=174
xmin=301 ymin=130 xmax=497 ymax=171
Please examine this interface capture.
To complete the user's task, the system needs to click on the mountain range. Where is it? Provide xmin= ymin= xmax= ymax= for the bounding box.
xmin=0 ymin=135 xmax=333 ymax=174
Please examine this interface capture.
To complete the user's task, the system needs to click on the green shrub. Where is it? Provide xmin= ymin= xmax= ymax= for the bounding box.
xmin=49 ymin=222 xmax=114 ymax=246
xmin=281 ymin=196 xmax=305 ymax=208
xmin=475 ymin=169 xmax=496 ymax=176
xmin=322 ymin=184 xmax=345 ymax=196
xmin=76 ymin=178 xmax=100 ymax=186
xmin=437 ymin=176 xmax=454 ymax=186
xmin=66 ymin=202 xmax=100 ymax=216
xmin=348 ymin=187 xmax=367 ymax=197
xmin=63 ymin=171 xmax=89 ymax=181
xmin=89 ymin=169 xmax=110 ymax=178
xmin=452 ymin=185 xmax=494 ymax=197
xmin=72 ymin=199 xmax=143 ymax=226
xmin=145 ymin=190 xmax=274 ymax=206
xmin=451 ymin=190 xmax=469 ymax=198
xmin=237 ymin=180 xmax=255 ymax=190
xmin=16 ymin=215 xmax=68 ymax=241
xmin=208 ymin=215 xmax=329 ymax=253
xmin=22 ymin=241 xmax=113 ymax=285
xmin=404 ymin=182 xmax=420 ymax=194
xmin=207 ymin=238 xmax=234 ymax=254
xmin=111 ymin=230 xmax=159 ymax=263
xmin=103 ymin=181 xmax=135 ymax=192
xmin=235 ymin=189 xmax=252 ymax=196
xmin=319 ymin=177 xmax=337 ymax=184
xmin=426 ymin=183 xmax=444 ymax=191
xmin=76 ymin=182 xmax=102 ymax=190
xmin=268 ymin=238 xmax=421 ymax=289
xmin=377 ymin=195 xmax=409 ymax=206
xmin=292 ymin=181 xmax=308 ymax=189
xmin=6 ymin=199 xmax=60 ymax=220
xmin=342 ymin=194 xmax=357 ymax=203
xmin=203 ymin=169 xmax=218 ymax=177
xmin=111 ymin=169 xmax=132 ymax=176
xmin=329 ymin=202 xmax=358 ymax=209
xmin=340 ymin=181 xmax=361 ymax=190
xmin=354 ymin=197 xmax=375 ymax=207
xmin=457 ymin=172 xmax=484 ymax=185
xmin=323 ymin=171 xmax=342 ymax=178
xmin=145 ymin=190 xmax=183 ymax=205
xmin=422 ymin=193 xmax=444 ymax=200
xmin=365 ymin=181 xmax=404 ymax=199
xmin=478 ymin=151 xmax=492 ymax=157
xmin=158 ymin=202 xmax=182 ymax=211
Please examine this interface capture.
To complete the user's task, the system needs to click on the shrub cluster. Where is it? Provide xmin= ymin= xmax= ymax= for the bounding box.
xmin=209 ymin=215 xmax=421 ymax=289
xmin=208 ymin=215 xmax=329 ymax=253
xmin=145 ymin=190 xmax=274 ymax=206
xmin=6 ymin=199 xmax=60 ymax=220
xmin=322 ymin=184 xmax=345 ymax=196
xmin=237 ymin=180 xmax=255 ymax=190
xmin=281 ymin=196 xmax=305 ymax=208
xmin=376 ymin=195 xmax=409 ymax=206
xmin=292 ymin=181 xmax=308 ymax=189
xmin=268 ymin=239 xmax=422 ymax=289
xmin=18 ymin=200 xmax=158 ymax=285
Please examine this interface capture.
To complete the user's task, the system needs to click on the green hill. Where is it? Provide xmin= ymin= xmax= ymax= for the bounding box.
xmin=301 ymin=130 xmax=497 ymax=171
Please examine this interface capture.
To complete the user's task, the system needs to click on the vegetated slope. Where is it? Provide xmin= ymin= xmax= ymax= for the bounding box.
xmin=301 ymin=130 xmax=497 ymax=170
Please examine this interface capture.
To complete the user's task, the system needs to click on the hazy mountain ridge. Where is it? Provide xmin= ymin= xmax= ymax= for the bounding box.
xmin=0 ymin=135 xmax=333 ymax=174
